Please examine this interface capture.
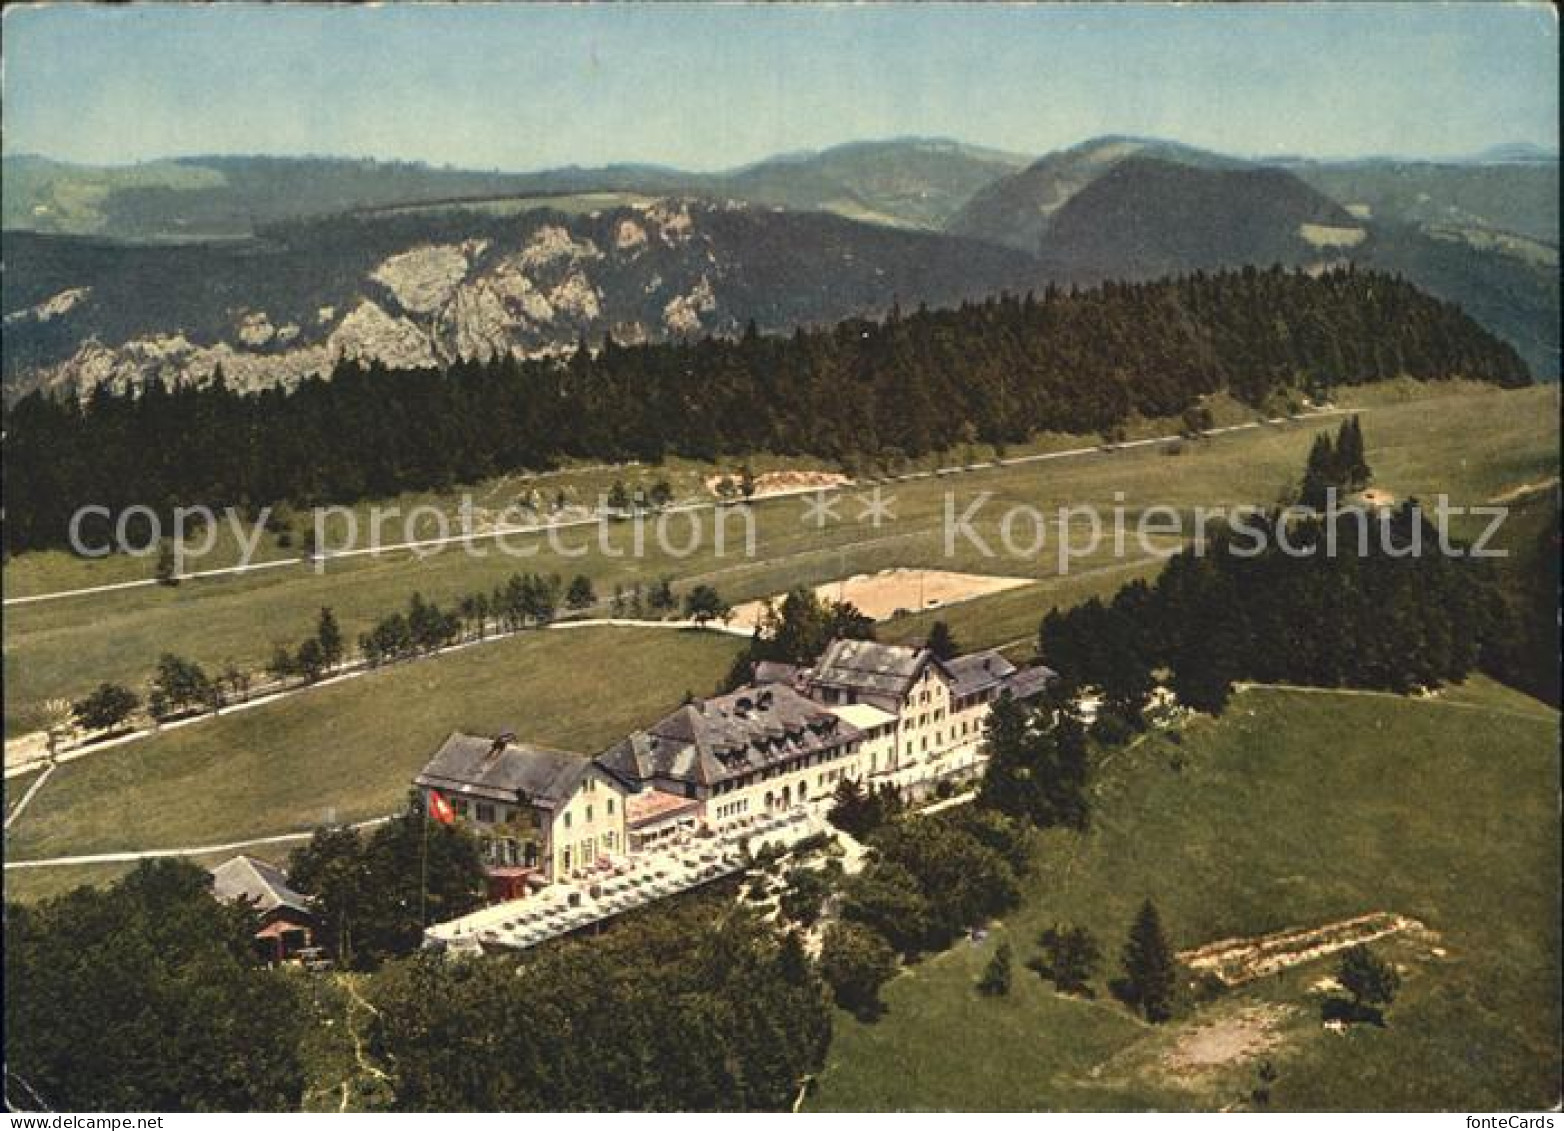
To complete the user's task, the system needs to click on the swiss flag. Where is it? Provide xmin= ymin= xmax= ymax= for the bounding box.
xmin=427 ymin=791 xmax=457 ymax=825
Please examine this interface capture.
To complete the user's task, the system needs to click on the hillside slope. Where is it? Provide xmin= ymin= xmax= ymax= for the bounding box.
xmin=1034 ymin=156 xmax=1362 ymax=280
xmin=946 ymin=136 xmax=1240 ymax=253
xmin=947 ymin=139 xmax=1559 ymax=378
xmin=2 ymin=140 xmax=1026 ymax=241
xmin=2 ymin=201 xmax=1038 ymax=398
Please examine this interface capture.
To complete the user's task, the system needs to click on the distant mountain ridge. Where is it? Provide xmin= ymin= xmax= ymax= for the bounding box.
xmin=1 ymin=200 xmax=1039 ymax=398
xmin=941 ymin=136 xmax=1558 ymax=377
xmin=1 ymin=139 xmax=1028 ymax=240
xmin=3 ymin=134 xmax=1556 ymax=385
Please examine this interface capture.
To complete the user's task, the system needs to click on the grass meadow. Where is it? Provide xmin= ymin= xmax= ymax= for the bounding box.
xmin=808 ymin=678 xmax=1560 ymax=1111
xmin=5 ymin=382 xmax=1556 ymax=736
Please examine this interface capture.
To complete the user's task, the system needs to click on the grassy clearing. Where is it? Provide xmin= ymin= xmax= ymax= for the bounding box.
xmin=4 ymin=626 xmax=741 ymax=864
xmin=810 ymin=677 xmax=1560 ymax=1110
xmin=5 ymin=383 xmax=1554 ymax=736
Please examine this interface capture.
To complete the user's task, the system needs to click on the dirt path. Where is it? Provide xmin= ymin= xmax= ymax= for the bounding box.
xmin=5 ymin=617 xmax=740 ymax=779
xmin=3 ymin=814 xmax=394 ymax=870
xmin=4 ymin=763 xmax=57 ymax=831
xmin=5 ymin=407 xmax=1353 ymax=609
xmin=1235 ymin=682 xmax=1558 ymax=724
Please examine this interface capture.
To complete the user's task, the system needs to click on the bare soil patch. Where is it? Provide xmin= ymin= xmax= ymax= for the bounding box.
xmin=1163 ymin=1003 xmax=1293 ymax=1074
xmin=727 ymin=568 xmax=1034 ymax=631
xmin=703 ymin=469 xmax=851 ymax=499
xmin=1178 ymin=911 xmax=1427 ymax=987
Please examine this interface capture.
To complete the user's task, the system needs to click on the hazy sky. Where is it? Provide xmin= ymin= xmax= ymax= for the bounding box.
xmin=2 ymin=2 xmax=1557 ymax=170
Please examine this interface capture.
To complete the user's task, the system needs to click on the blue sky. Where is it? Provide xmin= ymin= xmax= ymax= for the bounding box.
xmin=2 ymin=2 xmax=1557 ymax=169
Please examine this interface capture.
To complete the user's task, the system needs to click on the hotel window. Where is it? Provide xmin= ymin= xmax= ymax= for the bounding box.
xmin=454 ymin=799 xmax=470 ymax=817
xmin=476 ymin=803 xmax=496 ymax=823
xmin=564 ymin=812 xmax=573 ymax=830
xmin=607 ymin=798 xmax=615 ymax=814
xmin=587 ymin=805 xmax=594 ymax=822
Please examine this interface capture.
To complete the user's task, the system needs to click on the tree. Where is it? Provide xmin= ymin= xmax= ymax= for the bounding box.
xmin=1251 ymin=1059 xmax=1279 ymax=1109
xmin=287 ymin=801 xmax=486 ymax=970
xmin=977 ymin=939 xmax=1013 ymax=996
xmin=647 ymin=576 xmax=678 ymax=616
xmin=267 ymin=643 xmax=296 ymax=682
xmin=1119 ymin=899 xmax=1177 ymax=1022
xmin=150 ymin=653 xmax=212 ymax=719
xmin=683 ymin=583 xmax=730 ymax=626
xmin=840 ymin=861 xmax=934 ymax=957
xmin=1300 ymin=431 xmax=1337 ymax=510
xmin=220 ymin=660 xmax=252 ymax=705
xmin=3 ymin=860 xmax=305 ymax=1110
xmin=1337 ymin=415 xmax=1372 ymax=489
xmin=286 ymin=826 xmax=368 ymax=966
xmin=926 ymin=619 xmax=959 ymax=661
xmin=154 ymin=542 xmax=179 ymax=587
xmin=819 ymin=920 xmax=898 ymax=1020
xmin=605 ymin=479 xmax=631 ymax=513
xmin=979 ymin=694 xmax=1091 ymax=830
xmin=1333 ymin=944 xmax=1400 ymax=1025
xmin=1032 ymin=923 xmax=1102 ymax=996
xmin=566 ymin=574 xmax=596 ymax=611
xmin=367 ymin=894 xmax=830 ymax=1109
xmin=1181 ymin=403 xmax=1214 ymax=437
xmin=647 ymin=478 xmax=674 ymax=510
xmin=294 ymin=638 xmax=328 ymax=683
xmin=72 ymin=682 xmax=139 ymax=733
xmin=315 ymin=606 xmax=344 ymax=669
xmin=778 ymin=865 xmax=835 ymax=927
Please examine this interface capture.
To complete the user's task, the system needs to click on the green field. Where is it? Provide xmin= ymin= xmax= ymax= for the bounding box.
xmin=810 ymin=678 xmax=1561 ymax=1111
xmin=3 ymin=626 xmax=741 ymax=875
xmin=5 ymin=382 xmax=1555 ymax=737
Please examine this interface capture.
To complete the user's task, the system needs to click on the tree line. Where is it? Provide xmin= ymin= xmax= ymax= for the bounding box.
xmin=1039 ymin=502 xmax=1512 ymax=722
xmin=62 ymin=569 xmax=727 ymax=739
xmin=4 ymin=266 xmax=1528 ymax=554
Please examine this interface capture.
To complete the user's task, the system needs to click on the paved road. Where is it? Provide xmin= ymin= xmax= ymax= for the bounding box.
xmin=4 ymin=408 xmax=1351 ymax=608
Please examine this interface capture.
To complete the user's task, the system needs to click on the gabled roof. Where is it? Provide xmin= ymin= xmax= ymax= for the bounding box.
xmin=209 ymin=855 xmax=313 ymax=918
xmin=415 ymin=732 xmax=590 ymax=808
xmin=943 ymin=650 xmax=1019 ymax=698
xmin=809 ymin=639 xmax=941 ymax=700
xmin=1006 ymin=664 xmax=1058 ymax=700
xmin=597 ymin=683 xmax=858 ymax=789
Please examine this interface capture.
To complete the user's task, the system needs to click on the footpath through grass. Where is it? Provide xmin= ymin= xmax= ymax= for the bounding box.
xmin=810 ymin=677 xmax=1560 ymax=1111
xmin=5 ymin=383 xmax=1555 ymax=736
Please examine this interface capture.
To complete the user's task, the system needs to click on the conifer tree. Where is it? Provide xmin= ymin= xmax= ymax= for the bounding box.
xmin=926 ymin=620 xmax=959 ymax=661
xmin=977 ymin=940 xmax=1013 ymax=996
xmin=1300 ymin=432 xmax=1337 ymax=510
xmin=1120 ymin=899 xmax=1177 ymax=1022
xmin=315 ymin=606 xmax=344 ymax=669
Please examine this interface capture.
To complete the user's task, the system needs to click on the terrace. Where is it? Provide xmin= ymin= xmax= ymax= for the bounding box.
xmin=426 ymin=805 xmax=826 ymax=954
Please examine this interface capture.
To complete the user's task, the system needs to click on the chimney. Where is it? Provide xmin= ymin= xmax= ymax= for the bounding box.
xmin=489 ymin=731 xmax=516 ymax=758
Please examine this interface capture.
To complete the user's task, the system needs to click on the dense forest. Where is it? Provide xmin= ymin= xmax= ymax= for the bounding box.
xmin=1039 ymin=503 xmax=1527 ymax=719
xmin=3 ymin=266 xmax=1528 ymax=554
